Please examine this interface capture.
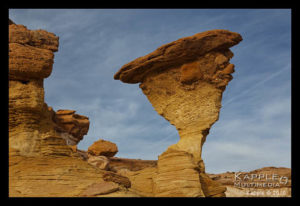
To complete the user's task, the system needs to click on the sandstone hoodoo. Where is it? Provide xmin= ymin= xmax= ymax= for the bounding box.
xmin=114 ymin=30 xmax=243 ymax=197
xmin=9 ymin=20 xmax=134 ymax=197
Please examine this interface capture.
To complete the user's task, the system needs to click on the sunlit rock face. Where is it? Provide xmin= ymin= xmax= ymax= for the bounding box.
xmin=115 ymin=30 xmax=242 ymax=197
xmin=8 ymin=20 xmax=71 ymax=157
xmin=8 ymin=20 xmax=134 ymax=197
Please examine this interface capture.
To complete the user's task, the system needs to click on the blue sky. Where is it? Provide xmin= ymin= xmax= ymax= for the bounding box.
xmin=9 ymin=9 xmax=291 ymax=173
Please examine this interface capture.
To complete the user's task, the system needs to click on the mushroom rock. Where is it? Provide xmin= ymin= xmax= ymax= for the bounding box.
xmin=9 ymin=20 xmax=132 ymax=197
xmin=114 ymin=30 xmax=242 ymax=197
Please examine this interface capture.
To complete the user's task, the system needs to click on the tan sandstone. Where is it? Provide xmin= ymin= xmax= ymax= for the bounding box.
xmin=9 ymin=20 xmax=134 ymax=197
xmin=114 ymin=29 xmax=242 ymax=197
xmin=51 ymin=108 xmax=90 ymax=145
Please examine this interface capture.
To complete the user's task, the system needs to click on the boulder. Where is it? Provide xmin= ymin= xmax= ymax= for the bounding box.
xmin=88 ymin=139 xmax=118 ymax=157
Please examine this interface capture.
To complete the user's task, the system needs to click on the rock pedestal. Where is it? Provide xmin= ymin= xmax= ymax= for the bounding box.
xmin=114 ymin=30 xmax=242 ymax=197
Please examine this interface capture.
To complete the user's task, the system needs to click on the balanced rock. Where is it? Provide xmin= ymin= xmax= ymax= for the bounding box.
xmin=88 ymin=139 xmax=118 ymax=157
xmin=114 ymin=30 xmax=242 ymax=197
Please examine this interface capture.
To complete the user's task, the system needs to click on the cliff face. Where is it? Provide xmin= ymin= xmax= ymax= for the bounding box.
xmin=8 ymin=21 xmax=134 ymax=197
xmin=114 ymin=30 xmax=242 ymax=197
xmin=8 ymin=22 xmax=71 ymax=157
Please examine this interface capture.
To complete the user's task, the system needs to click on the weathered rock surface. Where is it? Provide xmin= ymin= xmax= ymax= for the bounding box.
xmin=8 ymin=22 xmax=71 ymax=158
xmin=79 ymin=182 xmax=119 ymax=197
xmin=87 ymin=155 xmax=110 ymax=170
xmin=114 ymin=30 xmax=242 ymax=84
xmin=108 ymin=157 xmax=157 ymax=172
xmin=122 ymin=167 xmax=157 ymax=197
xmin=50 ymin=108 xmax=90 ymax=145
xmin=9 ymin=23 xmax=59 ymax=52
xmin=8 ymin=20 xmax=132 ymax=197
xmin=88 ymin=139 xmax=118 ymax=157
xmin=103 ymin=171 xmax=131 ymax=188
xmin=114 ymin=30 xmax=242 ymax=197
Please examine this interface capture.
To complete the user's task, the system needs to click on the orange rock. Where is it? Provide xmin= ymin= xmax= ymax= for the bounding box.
xmin=179 ymin=61 xmax=203 ymax=84
xmin=69 ymin=145 xmax=77 ymax=153
xmin=88 ymin=139 xmax=118 ymax=157
xmin=221 ymin=63 xmax=235 ymax=74
xmin=9 ymin=43 xmax=54 ymax=81
xmin=9 ymin=23 xmax=59 ymax=52
xmin=114 ymin=30 xmax=242 ymax=83
xmin=52 ymin=109 xmax=90 ymax=145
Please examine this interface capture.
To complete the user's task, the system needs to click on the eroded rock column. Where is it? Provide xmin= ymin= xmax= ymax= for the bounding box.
xmin=8 ymin=21 xmax=73 ymax=156
xmin=9 ymin=20 xmax=135 ymax=197
xmin=114 ymin=30 xmax=242 ymax=197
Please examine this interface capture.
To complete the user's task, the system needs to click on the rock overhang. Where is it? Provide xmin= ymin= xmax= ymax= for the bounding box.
xmin=114 ymin=29 xmax=242 ymax=84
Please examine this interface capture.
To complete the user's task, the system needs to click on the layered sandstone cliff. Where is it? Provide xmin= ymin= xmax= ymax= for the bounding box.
xmin=114 ymin=30 xmax=243 ymax=197
xmin=8 ymin=20 xmax=136 ymax=197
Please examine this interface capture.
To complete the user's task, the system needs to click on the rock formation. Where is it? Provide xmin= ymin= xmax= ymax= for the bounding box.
xmin=50 ymin=108 xmax=90 ymax=145
xmin=9 ymin=21 xmax=70 ymax=157
xmin=114 ymin=30 xmax=243 ymax=197
xmin=9 ymin=20 xmax=135 ymax=197
xmin=88 ymin=139 xmax=118 ymax=157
